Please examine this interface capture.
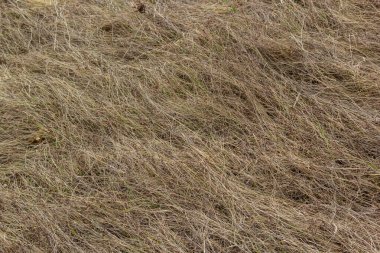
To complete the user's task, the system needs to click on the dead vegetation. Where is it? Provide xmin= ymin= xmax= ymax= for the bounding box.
xmin=0 ymin=0 xmax=379 ymax=252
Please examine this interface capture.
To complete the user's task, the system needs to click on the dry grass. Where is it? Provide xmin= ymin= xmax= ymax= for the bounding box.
xmin=0 ymin=0 xmax=380 ymax=252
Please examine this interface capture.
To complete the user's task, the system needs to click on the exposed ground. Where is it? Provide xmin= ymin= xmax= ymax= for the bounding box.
xmin=0 ymin=0 xmax=380 ymax=252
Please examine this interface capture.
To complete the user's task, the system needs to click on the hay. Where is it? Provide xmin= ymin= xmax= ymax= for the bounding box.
xmin=0 ymin=0 xmax=379 ymax=252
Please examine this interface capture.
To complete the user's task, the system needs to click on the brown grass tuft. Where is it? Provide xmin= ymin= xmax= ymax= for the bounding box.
xmin=0 ymin=0 xmax=379 ymax=252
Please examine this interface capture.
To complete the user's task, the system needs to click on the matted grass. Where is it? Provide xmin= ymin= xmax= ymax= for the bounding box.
xmin=0 ymin=0 xmax=379 ymax=252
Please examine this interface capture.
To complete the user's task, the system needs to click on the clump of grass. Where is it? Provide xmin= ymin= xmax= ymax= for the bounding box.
xmin=0 ymin=0 xmax=379 ymax=252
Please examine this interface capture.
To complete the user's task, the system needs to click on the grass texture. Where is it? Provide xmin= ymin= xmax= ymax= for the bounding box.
xmin=0 ymin=0 xmax=380 ymax=252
